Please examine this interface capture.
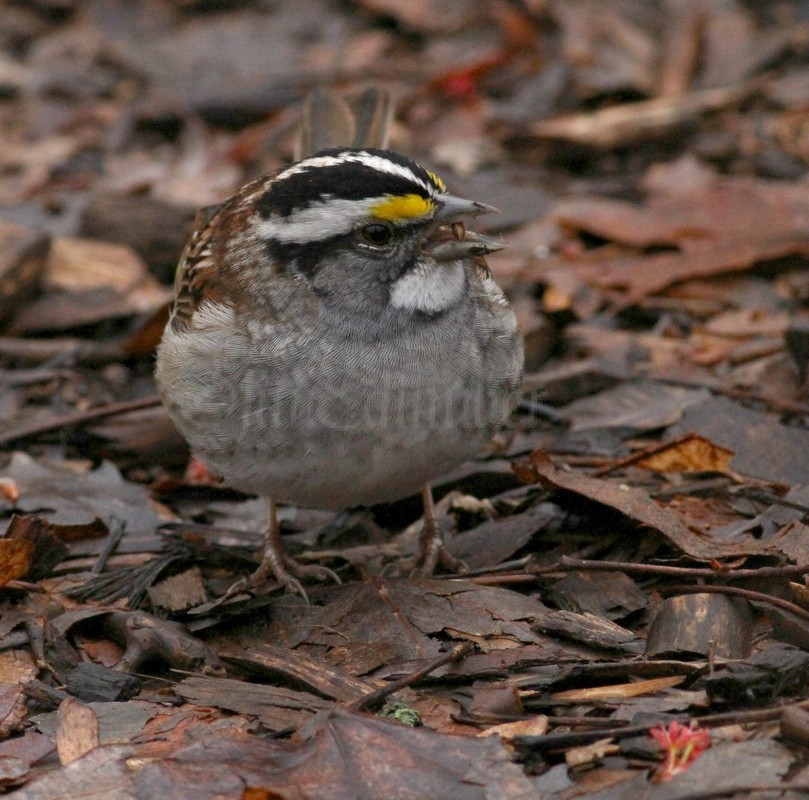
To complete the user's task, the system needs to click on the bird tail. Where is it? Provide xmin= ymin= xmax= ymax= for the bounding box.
xmin=296 ymin=87 xmax=393 ymax=158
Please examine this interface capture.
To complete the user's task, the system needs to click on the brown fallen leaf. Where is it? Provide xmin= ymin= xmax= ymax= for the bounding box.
xmin=548 ymin=161 xmax=809 ymax=309
xmin=515 ymin=450 xmax=764 ymax=559
xmin=259 ymin=579 xmax=549 ymax=668
xmin=4 ymin=514 xmax=102 ymax=581
xmin=672 ymin=395 xmax=809 ymax=486
xmin=42 ymin=236 xmax=151 ymax=293
xmin=0 ymin=220 xmax=50 ymax=328
xmin=551 ymin=1 xmax=657 ymax=98
xmin=635 ymin=434 xmax=734 ymax=474
xmin=0 ymin=539 xmax=34 ymax=588
xmin=0 ymin=453 xmax=163 ymax=557
xmin=50 ymin=608 xmax=224 ymax=676
xmin=477 ymin=716 xmax=549 ymax=740
xmin=532 ymin=85 xmax=748 ymax=149
xmin=147 ymin=567 xmax=208 ymax=612
xmin=175 ymin=675 xmax=331 ymax=732
xmin=560 ymin=380 xmax=709 ymax=434
xmin=56 ymin=698 xmax=100 ymax=766
xmin=130 ymin=710 xmax=537 ymax=800
xmin=12 ymin=744 xmax=132 ymax=799
xmin=773 ymin=521 xmax=809 ymax=564
xmin=565 ymin=737 xmax=619 ymax=768
xmin=0 ymin=650 xmax=38 ymax=685
xmin=6 ymin=514 xmax=110 ymax=545
xmin=0 ymin=731 xmax=54 ymax=771
xmin=133 ymin=705 xmax=253 ymax=761
xmin=0 ymin=684 xmax=30 ymax=740
xmin=9 ymin=284 xmax=172 ymax=336
xmin=0 ymin=755 xmax=30 ymax=788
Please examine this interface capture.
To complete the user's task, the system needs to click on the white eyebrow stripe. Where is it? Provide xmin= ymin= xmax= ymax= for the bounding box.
xmin=255 ymin=188 xmax=439 ymax=243
xmin=254 ymin=197 xmax=378 ymax=243
xmin=276 ymin=152 xmax=433 ymax=193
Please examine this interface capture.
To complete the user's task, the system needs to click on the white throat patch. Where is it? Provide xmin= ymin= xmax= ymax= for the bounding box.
xmin=389 ymin=261 xmax=465 ymax=314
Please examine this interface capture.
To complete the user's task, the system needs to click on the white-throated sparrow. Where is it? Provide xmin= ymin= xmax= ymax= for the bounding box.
xmin=155 ymin=89 xmax=524 ymax=595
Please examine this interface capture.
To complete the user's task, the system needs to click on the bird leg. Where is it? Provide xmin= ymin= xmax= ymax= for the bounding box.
xmin=414 ymin=483 xmax=467 ymax=576
xmin=229 ymin=498 xmax=340 ymax=600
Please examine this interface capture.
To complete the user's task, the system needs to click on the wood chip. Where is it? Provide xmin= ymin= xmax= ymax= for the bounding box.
xmin=56 ymin=698 xmax=99 ymax=766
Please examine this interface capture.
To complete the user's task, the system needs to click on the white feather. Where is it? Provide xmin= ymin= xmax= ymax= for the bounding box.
xmin=482 ymin=274 xmax=510 ymax=306
xmin=389 ymin=262 xmax=465 ymax=313
xmin=277 ymin=151 xmax=431 ymax=192
xmin=253 ymin=198 xmax=371 ymax=243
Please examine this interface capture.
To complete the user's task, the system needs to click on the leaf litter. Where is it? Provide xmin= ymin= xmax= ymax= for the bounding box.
xmin=3 ymin=0 xmax=809 ymax=798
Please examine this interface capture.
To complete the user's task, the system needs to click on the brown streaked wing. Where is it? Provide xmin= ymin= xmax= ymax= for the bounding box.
xmin=168 ymin=169 xmax=281 ymax=332
xmin=170 ymin=204 xmax=223 ymax=333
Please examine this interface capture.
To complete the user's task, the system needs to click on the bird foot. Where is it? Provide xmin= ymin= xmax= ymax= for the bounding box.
xmin=412 ymin=536 xmax=468 ymax=577
xmin=224 ymin=553 xmax=341 ymax=604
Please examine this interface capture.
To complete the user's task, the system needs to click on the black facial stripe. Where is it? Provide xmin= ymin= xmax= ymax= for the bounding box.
xmin=266 ymin=238 xmax=337 ymax=278
xmin=256 ymin=148 xmax=441 ymax=219
xmin=266 ymin=228 xmax=420 ymax=282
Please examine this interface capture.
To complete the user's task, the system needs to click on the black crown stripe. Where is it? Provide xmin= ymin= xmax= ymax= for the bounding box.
xmin=257 ymin=148 xmax=442 ymax=220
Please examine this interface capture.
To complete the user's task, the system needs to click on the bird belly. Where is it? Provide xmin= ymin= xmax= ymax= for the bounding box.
xmin=156 ymin=302 xmax=520 ymax=508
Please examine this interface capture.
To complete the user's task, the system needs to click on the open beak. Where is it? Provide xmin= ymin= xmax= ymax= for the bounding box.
xmin=424 ymin=193 xmax=504 ymax=262
xmin=433 ymin=193 xmax=499 ymax=224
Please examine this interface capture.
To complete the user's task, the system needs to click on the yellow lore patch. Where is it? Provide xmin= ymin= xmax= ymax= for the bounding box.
xmin=371 ymin=194 xmax=434 ymax=223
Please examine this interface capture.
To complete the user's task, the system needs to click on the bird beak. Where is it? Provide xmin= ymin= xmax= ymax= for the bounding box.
xmin=424 ymin=193 xmax=503 ymax=262
xmin=427 ymin=230 xmax=505 ymax=262
xmin=433 ymin=193 xmax=499 ymax=225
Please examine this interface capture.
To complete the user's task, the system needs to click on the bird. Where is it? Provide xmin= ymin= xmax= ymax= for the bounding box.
xmin=155 ymin=88 xmax=524 ymax=596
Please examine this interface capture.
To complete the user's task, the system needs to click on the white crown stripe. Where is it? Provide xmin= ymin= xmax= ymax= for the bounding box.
xmin=276 ymin=152 xmax=433 ymax=193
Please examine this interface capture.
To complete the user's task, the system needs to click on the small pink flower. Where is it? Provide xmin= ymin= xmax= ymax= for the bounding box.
xmin=649 ymin=721 xmax=711 ymax=781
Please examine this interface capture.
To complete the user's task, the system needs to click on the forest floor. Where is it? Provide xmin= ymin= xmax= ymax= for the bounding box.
xmin=2 ymin=1 xmax=809 ymax=798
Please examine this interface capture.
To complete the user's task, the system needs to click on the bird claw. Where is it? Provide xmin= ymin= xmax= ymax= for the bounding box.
xmin=412 ymin=540 xmax=467 ymax=576
xmin=223 ymin=553 xmax=341 ymax=605
xmin=388 ymin=535 xmax=467 ymax=578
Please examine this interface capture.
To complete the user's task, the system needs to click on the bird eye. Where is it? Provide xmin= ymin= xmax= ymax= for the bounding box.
xmin=361 ymin=223 xmax=393 ymax=247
